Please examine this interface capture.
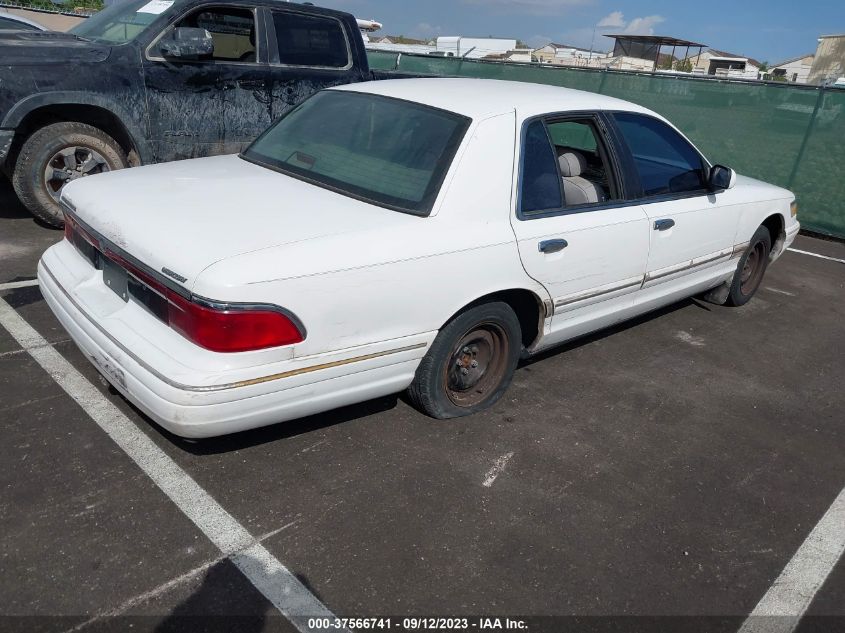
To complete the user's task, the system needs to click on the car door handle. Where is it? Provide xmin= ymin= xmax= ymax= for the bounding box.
xmin=538 ymin=239 xmax=568 ymax=253
xmin=654 ymin=219 xmax=675 ymax=231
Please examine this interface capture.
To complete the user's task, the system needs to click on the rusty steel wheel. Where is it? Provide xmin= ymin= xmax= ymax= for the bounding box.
xmin=727 ymin=225 xmax=771 ymax=307
xmin=740 ymin=241 xmax=766 ymax=296
xmin=443 ymin=323 xmax=510 ymax=408
xmin=407 ymin=301 xmax=522 ymax=419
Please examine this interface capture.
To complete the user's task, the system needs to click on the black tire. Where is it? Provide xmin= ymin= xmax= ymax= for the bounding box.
xmin=408 ymin=301 xmax=522 ymax=419
xmin=726 ymin=225 xmax=771 ymax=307
xmin=12 ymin=122 xmax=128 ymax=227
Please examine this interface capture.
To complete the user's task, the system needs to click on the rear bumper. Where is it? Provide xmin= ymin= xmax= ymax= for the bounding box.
xmin=38 ymin=250 xmax=431 ymax=438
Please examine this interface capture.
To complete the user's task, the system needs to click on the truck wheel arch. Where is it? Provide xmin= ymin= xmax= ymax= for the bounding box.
xmin=3 ymin=93 xmax=151 ymax=170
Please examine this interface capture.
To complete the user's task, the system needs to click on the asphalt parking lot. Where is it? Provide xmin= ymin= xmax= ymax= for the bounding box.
xmin=1 ymin=175 xmax=844 ymax=633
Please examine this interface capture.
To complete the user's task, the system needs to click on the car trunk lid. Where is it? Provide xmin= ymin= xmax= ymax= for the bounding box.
xmin=61 ymin=154 xmax=411 ymax=292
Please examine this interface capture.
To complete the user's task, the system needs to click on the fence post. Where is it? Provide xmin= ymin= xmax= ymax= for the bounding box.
xmin=786 ymin=85 xmax=825 ymax=190
xmin=598 ymin=68 xmax=608 ymax=94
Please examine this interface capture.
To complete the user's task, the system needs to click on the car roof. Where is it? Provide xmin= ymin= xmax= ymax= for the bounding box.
xmin=333 ymin=78 xmax=658 ymax=121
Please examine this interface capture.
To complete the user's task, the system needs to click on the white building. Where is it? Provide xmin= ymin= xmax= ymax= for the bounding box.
xmin=690 ymin=49 xmax=762 ymax=80
xmin=769 ymin=54 xmax=815 ymax=84
xmin=436 ymin=36 xmax=517 ymax=59
xmin=533 ymin=43 xmax=608 ymax=66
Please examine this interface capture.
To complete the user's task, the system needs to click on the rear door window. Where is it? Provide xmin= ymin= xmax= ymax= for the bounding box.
xmin=271 ymin=11 xmax=349 ymax=68
xmin=519 ymin=119 xmax=563 ymax=215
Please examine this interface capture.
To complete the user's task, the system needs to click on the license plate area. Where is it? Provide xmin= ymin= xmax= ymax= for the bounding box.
xmin=102 ymin=257 xmax=129 ymax=302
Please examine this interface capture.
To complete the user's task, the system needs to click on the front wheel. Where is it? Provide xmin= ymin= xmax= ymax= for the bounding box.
xmin=13 ymin=121 xmax=129 ymax=227
xmin=727 ymin=225 xmax=771 ymax=306
xmin=407 ymin=301 xmax=522 ymax=419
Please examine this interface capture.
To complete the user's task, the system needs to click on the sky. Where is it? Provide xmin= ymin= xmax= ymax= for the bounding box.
xmin=317 ymin=0 xmax=844 ymax=65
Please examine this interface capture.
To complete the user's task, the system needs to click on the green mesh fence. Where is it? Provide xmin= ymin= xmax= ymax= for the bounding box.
xmin=368 ymin=51 xmax=845 ymax=238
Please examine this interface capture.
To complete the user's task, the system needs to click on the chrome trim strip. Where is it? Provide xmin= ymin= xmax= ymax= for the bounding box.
xmin=644 ymin=249 xmax=732 ymax=283
xmin=554 ymin=276 xmax=644 ymax=309
xmin=42 ymin=262 xmax=425 ymax=393
xmin=731 ymin=241 xmax=750 ymax=259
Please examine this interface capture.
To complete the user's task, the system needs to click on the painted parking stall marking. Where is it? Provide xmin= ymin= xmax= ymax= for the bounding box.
xmin=786 ymin=248 xmax=845 ymax=265
xmin=0 ymin=295 xmax=343 ymax=633
xmin=0 ymin=278 xmax=39 ymax=291
xmin=738 ymin=486 xmax=845 ymax=633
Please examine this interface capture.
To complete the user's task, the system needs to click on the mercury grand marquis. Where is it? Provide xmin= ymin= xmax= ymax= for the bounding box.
xmin=38 ymin=78 xmax=800 ymax=437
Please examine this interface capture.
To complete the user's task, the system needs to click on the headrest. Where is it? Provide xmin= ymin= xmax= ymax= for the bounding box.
xmin=558 ymin=151 xmax=586 ymax=177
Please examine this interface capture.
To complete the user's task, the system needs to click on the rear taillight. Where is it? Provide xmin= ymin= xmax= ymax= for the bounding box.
xmin=63 ymin=214 xmax=304 ymax=353
xmin=104 ymin=249 xmax=303 ymax=353
xmin=168 ymin=295 xmax=303 ymax=353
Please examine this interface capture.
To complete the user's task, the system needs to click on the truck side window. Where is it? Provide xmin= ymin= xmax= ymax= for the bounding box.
xmin=177 ymin=7 xmax=256 ymax=62
xmin=272 ymin=11 xmax=349 ymax=68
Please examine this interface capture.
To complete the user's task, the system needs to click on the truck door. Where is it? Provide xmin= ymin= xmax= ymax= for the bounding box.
xmin=142 ymin=4 xmax=272 ymax=161
xmin=264 ymin=8 xmax=365 ymax=123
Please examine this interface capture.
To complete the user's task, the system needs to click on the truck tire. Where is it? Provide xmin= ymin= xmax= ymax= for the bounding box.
xmin=407 ymin=301 xmax=522 ymax=419
xmin=13 ymin=122 xmax=128 ymax=227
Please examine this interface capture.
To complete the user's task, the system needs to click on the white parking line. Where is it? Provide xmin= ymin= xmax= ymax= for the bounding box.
xmin=482 ymin=452 xmax=514 ymax=487
xmin=738 ymin=485 xmax=845 ymax=633
xmin=786 ymin=248 xmax=845 ymax=265
xmin=0 ymin=296 xmax=341 ymax=633
xmin=0 ymin=278 xmax=39 ymax=291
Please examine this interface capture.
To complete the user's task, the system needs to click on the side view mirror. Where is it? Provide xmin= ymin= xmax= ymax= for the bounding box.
xmin=160 ymin=27 xmax=214 ymax=60
xmin=709 ymin=164 xmax=736 ymax=191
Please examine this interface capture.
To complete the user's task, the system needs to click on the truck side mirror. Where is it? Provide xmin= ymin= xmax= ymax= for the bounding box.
xmin=708 ymin=164 xmax=736 ymax=191
xmin=160 ymin=27 xmax=214 ymax=60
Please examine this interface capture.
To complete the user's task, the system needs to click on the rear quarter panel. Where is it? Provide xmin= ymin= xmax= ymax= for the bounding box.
xmin=193 ymin=111 xmax=549 ymax=358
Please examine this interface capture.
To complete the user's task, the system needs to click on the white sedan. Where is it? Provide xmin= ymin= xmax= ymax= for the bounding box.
xmin=39 ymin=79 xmax=800 ymax=438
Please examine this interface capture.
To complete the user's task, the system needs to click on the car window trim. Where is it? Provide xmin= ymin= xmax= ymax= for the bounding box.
xmin=265 ymin=7 xmax=353 ymax=71
xmin=607 ymin=110 xmax=713 ymax=202
xmin=516 ymin=110 xmax=626 ymax=221
xmin=145 ymin=3 xmax=264 ymax=66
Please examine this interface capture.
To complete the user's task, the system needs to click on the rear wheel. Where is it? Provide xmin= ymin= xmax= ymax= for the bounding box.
xmin=13 ymin=122 xmax=128 ymax=227
xmin=727 ymin=225 xmax=771 ymax=306
xmin=408 ymin=302 xmax=521 ymax=419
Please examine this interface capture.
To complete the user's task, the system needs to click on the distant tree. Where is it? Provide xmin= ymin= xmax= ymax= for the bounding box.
xmin=759 ymin=61 xmax=769 ymax=72
xmin=659 ymin=56 xmax=673 ymax=70
xmin=674 ymin=58 xmax=693 ymax=72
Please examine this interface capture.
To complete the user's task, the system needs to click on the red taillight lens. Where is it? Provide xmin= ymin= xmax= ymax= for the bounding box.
xmin=110 ymin=251 xmax=303 ymax=352
xmin=167 ymin=293 xmax=303 ymax=353
xmin=65 ymin=221 xmax=304 ymax=353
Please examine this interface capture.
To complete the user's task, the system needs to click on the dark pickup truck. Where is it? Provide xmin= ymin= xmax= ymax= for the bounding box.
xmin=0 ymin=0 xmax=378 ymax=225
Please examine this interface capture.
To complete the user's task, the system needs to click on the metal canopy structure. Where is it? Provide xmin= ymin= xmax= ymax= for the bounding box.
xmin=605 ymin=34 xmax=707 ymax=71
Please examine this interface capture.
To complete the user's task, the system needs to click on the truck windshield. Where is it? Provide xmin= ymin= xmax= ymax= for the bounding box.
xmin=70 ymin=0 xmax=167 ymax=44
xmin=242 ymin=91 xmax=470 ymax=216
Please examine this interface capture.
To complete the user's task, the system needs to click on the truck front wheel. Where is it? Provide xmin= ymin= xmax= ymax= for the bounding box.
xmin=13 ymin=122 xmax=129 ymax=227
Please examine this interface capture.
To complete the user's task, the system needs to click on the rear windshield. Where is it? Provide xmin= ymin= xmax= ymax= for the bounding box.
xmin=241 ymin=91 xmax=470 ymax=215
